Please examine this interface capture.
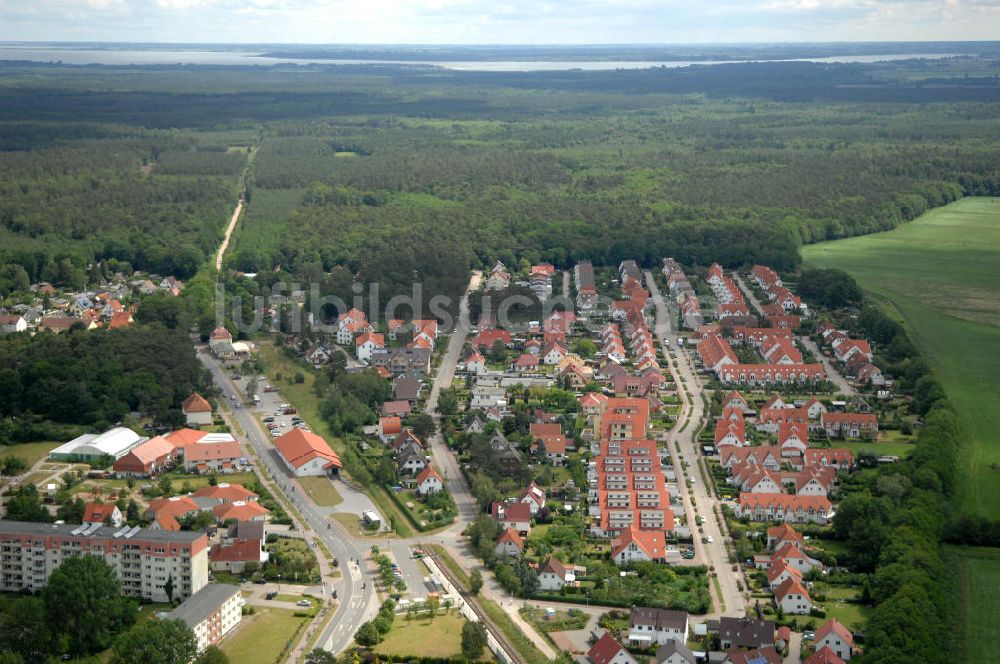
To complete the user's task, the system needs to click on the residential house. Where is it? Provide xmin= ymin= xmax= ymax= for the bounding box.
xmin=778 ymin=422 xmax=809 ymax=458
xmin=83 ymin=503 xmax=124 ymax=528
xmin=464 ymin=351 xmax=487 ymax=373
xmin=393 ymin=376 xmax=422 ymax=406
xmin=416 ymin=466 xmax=445 ymax=495
xmin=382 ymin=400 xmax=412 ymax=418
xmin=655 ymin=641 xmax=696 ymax=664
xmin=774 ymin=577 xmax=813 ymax=614
xmin=369 ymin=347 xmax=432 ymax=378
xmin=766 ymin=558 xmax=803 ymax=591
xmin=723 ymin=646 xmax=782 ymax=664
xmin=486 ymin=261 xmax=510 ymax=291
xmin=355 ymin=332 xmax=385 ymax=364
xmin=181 ymin=393 xmax=213 ymax=428
xmin=611 ymin=527 xmax=668 ymax=565
xmin=495 ymin=528 xmax=524 ymax=559
xmin=537 ymin=557 xmax=574 ymax=591
xmin=113 ymin=435 xmax=176 ymax=477
xmin=0 ymin=314 xmax=28 ymax=333
xmin=718 ymin=617 xmax=776 ymax=651
xmin=542 ymin=342 xmax=569 ymax=365
xmin=736 ymin=493 xmax=832 ymax=525
xmin=821 ymin=413 xmax=878 ymax=439
xmin=588 ymin=632 xmax=637 ymax=664
xmin=628 ymin=607 xmax=689 ymax=647
xmin=209 ymin=327 xmax=234 ymax=357
xmin=805 ymin=647 xmax=846 ymax=664
xmin=518 ymin=482 xmax=546 ymax=515
xmin=491 ymin=501 xmax=532 ymax=534
xmin=397 ymin=445 xmax=427 ymax=476
xmin=815 ymin=619 xmax=854 ymax=661
xmin=378 ymin=416 xmax=403 ymax=443
xmin=183 ymin=440 xmax=243 ymax=474
xmin=766 ymin=523 xmax=805 ymax=551
xmin=336 ymin=308 xmax=371 ymax=345
xmin=167 ymin=584 xmax=243 ymax=652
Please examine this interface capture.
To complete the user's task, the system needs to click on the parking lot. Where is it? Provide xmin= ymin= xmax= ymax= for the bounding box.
xmin=388 ymin=541 xmax=434 ymax=598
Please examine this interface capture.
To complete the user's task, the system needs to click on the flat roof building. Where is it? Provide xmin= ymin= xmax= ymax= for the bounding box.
xmin=167 ymin=583 xmax=243 ymax=651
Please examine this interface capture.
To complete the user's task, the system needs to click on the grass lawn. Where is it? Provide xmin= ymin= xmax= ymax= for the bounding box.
xmin=840 ymin=440 xmax=916 ymax=459
xmin=222 ymin=606 xmax=307 ymax=664
xmin=803 ymin=196 xmax=1000 ymax=518
xmin=298 ymin=475 xmax=343 ymax=506
xmin=0 ymin=441 xmax=61 ymax=468
xmin=374 ymin=612 xmax=465 ymax=658
xmin=947 ymin=545 xmax=1000 ymax=664
xmin=332 ymin=513 xmax=386 ymax=538
xmin=818 ymin=586 xmax=869 ymax=632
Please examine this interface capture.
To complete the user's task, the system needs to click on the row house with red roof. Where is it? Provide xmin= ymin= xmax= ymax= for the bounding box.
xmin=821 ymin=412 xmax=879 ymax=439
xmin=735 ymin=493 xmax=832 ymax=524
xmin=336 ymin=307 xmax=372 ymax=345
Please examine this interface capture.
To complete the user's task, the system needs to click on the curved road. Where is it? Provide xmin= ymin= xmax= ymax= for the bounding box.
xmin=198 ymin=354 xmax=378 ymax=655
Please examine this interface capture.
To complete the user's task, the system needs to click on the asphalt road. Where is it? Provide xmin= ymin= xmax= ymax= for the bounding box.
xmin=198 ymin=351 xmax=379 ymax=655
xmin=645 ymin=271 xmax=748 ymax=617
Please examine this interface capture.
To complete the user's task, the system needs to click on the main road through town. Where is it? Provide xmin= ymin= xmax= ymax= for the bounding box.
xmin=198 ymin=352 xmax=379 ymax=656
xmin=645 ymin=271 xmax=748 ymax=617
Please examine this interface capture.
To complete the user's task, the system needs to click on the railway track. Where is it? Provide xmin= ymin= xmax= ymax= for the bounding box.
xmin=425 ymin=550 xmax=531 ymax=664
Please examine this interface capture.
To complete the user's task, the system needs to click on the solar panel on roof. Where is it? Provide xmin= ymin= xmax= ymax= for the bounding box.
xmin=113 ymin=526 xmax=130 ymax=538
xmin=71 ymin=524 xmax=88 ymax=535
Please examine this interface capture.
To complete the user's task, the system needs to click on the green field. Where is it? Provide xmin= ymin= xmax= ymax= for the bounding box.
xmin=222 ymin=606 xmax=308 ymax=664
xmin=0 ymin=441 xmax=61 ymax=468
xmin=803 ymin=197 xmax=1000 ymax=518
xmin=298 ymin=475 xmax=343 ymax=507
xmin=947 ymin=545 xmax=1000 ymax=663
xmin=374 ymin=613 xmax=466 ymax=658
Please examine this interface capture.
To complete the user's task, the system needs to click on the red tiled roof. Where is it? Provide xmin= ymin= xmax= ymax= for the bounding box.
xmin=416 ymin=465 xmax=444 ymax=486
xmin=805 ymin=646 xmax=845 ymax=664
xmin=588 ymin=632 xmax=626 ymax=664
xmin=212 ymin=500 xmax=269 ymax=521
xmin=192 ymin=483 xmax=257 ymax=502
xmin=210 ymin=538 xmax=262 ymax=562
xmin=774 ymin=576 xmax=811 ymax=603
xmin=379 ymin=416 xmax=402 ymax=436
xmin=611 ymin=526 xmax=667 ymax=560
xmin=274 ymin=428 xmax=343 ymax=469
xmin=496 ymin=527 xmax=524 ymax=550
xmin=815 ymin=618 xmax=854 ymax=647
xmin=181 ymin=392 xmax=212 ymax=413
xmin=83 ymin=503 xmax=118 ymax=523
xmin=165 ymin=428 xmax=208 ymax=448
xmin=155 ymin=513 xmax=181 ymax=531
xmin=184 ymin=440 xmax=242 ymax=462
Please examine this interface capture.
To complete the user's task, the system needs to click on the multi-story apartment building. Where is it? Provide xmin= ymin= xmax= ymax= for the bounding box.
xmin=0 ymin=520 xmax=208 ymax=601
xmin=168 ymin=583 xmax=244 ymax=651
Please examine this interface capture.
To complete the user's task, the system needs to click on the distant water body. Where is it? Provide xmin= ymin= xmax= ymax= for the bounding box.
xmin=0 ymin=46 xmax=966 ymax=71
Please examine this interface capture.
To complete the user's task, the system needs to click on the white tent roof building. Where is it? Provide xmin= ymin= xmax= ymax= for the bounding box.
xmin=50 ymin=427 xmax=145 ymax=461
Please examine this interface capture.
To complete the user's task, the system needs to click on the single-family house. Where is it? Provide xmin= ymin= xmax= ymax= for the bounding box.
xmin=491 ymin=501 xmax=532 ymax=535
xmin=656 ymin=641 xmax=696 ymax=664
xmin=355 ymin=332 xmax=385 ymax=363
xmin=495 ymin=527 xmax=524 ymax=559
xmin=537 ymin=557 xmax=574 ymax=591
xmin=416 ymin=466 xmax=445 ymax=495
xmin=815 ymin=618 xmax=854 ymax=662
xmin=588 ymin=633 xmax=637 ymax=664
xmin=83 ymin=502 xmax=124 ymax=528
xmin=182 ymin=393 xmax=213 ymax=427
xmin=397 ymin=445 xmax=428 ymax=476
xmin=628 ymin=607 xmax=689 ymax=647
xmin=774 ymin=576 xmax=813 ymax=614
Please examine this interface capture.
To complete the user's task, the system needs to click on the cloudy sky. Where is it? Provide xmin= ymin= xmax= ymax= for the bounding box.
xmin=1 ymin=0 xmax=998 ymax=43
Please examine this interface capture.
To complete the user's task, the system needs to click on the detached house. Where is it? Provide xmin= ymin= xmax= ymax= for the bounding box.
xmin=518 ymin=482 xmax=546 ymax=515
xmin=628 ymin=607 xmax=689 ymax=647
xmin=588 ymin=632 xmax=637 ymax=664
xmin=611 ymin=527 xmax=668 ymax=565
xmin=495 ymin=528 xmax=524 ymax=559
xmin=355 ymin=332 xmax=385 ymax=364
xmin=774 ymin=576 xmax=813 ymax=614
xmin=416 ymin=466 xmax=444 ymax=495
xmin=336 ymin=308 xmax=371 ymax=345
xmin=491 ymin=501 xmax=532 ymax=535
xmin=537 ymin=557 xmax=575 ymax=592
xmin=397 ymin=445 xmax=427 ymax=476
xmin=815 ymin=619 xmax=854 ymax=661
xmin=83 ymin=502 xmax=124 ymax=528
xmin=182 ymin=393 xmax=213 ymax=428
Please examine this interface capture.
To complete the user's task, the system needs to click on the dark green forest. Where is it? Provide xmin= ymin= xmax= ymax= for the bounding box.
xmin=0 ymin=59 xmax=998 ymax=306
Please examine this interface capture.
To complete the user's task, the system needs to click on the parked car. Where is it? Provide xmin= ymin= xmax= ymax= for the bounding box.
xmin=295 ymin=599 xmax=311 ymax=607
xmin=266 ymin=591 xmax=278 ymax=600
